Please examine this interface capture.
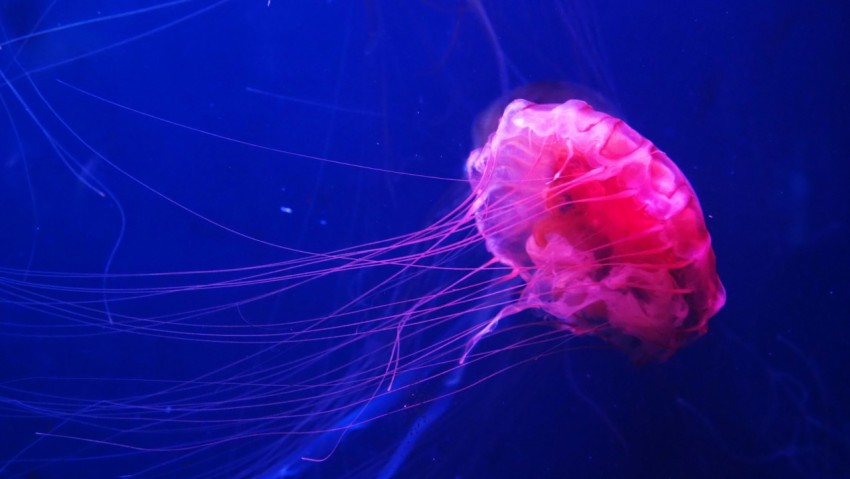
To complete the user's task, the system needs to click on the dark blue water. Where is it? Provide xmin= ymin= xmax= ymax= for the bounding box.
xmin=1 ymin=1 xmax=848 ymax=478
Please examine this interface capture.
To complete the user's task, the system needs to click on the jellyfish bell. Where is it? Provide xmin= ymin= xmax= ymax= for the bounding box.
xmin=465 ymin=98 xmax=726 ymax=363
xmin=471 ymin=81 xmax=619 ymax=149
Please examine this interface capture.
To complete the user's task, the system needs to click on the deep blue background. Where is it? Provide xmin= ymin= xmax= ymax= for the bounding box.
xmin=1 ymin=1 xmax=849 ymax=478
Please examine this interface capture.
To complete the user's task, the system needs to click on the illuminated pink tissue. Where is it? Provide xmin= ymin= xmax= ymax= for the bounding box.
xmin=466 ymin=99 xmax=726 ymax=361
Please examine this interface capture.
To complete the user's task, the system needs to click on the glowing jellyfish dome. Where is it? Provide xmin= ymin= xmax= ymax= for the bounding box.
xmin=466 ymin=99 xmax=725 ymax=363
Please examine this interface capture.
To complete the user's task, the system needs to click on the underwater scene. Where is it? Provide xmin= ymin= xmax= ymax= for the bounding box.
xmin=1 ymin=1 xmax=848 ymax=478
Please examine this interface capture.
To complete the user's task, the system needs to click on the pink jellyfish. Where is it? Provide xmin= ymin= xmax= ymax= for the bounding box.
xmin=464 ymin=98 xmax=726 ymax=362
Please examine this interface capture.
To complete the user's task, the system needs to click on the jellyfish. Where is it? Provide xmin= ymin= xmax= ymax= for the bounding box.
xmin=0 ymin=2 xmax=728 ymax=479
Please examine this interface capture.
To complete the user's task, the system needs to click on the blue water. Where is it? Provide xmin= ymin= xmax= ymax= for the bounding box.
xmin=1 ymin=1 xmax=848 ymax=478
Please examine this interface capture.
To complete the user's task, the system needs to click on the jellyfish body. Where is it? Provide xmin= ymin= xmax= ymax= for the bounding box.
xmin=467 ymin=99 xmax=726 ymax=362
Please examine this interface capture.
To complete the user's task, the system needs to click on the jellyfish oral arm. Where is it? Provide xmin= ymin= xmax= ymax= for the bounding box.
xmin=460 ymin=303 xmax=527 ymax=365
